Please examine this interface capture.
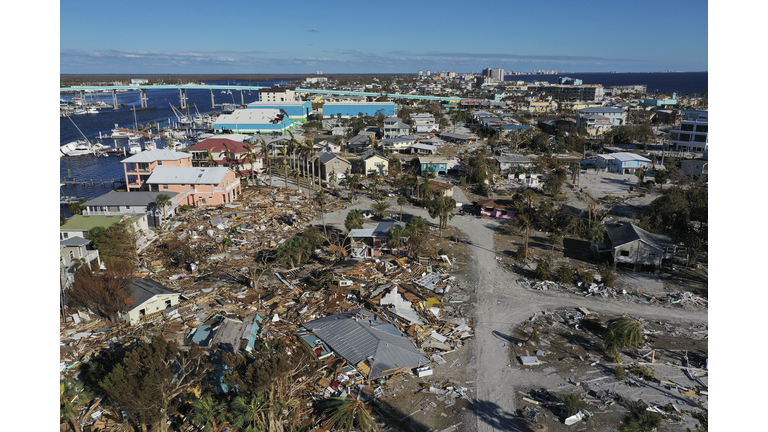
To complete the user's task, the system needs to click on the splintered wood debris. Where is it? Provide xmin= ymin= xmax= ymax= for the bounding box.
xmin=60 ymin=187 xmax=475 ymax=431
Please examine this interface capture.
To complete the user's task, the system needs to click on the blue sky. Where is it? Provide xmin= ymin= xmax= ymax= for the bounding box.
xmin=60 ymin=0 xmax=708 ymax=73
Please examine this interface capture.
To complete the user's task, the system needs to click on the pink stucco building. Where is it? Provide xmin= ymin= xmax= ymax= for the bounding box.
xmin=145 ymin=167 xmax=241 ymax=207
xmin=121 ymin=150 xmax=193 ymax=192
xmin=121 ymin=150 xmax=240 ymax=207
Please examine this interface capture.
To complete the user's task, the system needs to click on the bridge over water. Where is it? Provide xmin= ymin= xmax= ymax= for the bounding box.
xmin=60 ymin=84 xmax=461 ymax=110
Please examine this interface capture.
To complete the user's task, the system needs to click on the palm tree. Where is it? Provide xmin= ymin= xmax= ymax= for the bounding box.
xmin=287 ymin=130 xmax=301 ymax=171
xmin=259 ymin=138 xmax=272 ymax=187
xmin=328 ymin=171 xmax=337 ymax=190
xmin=604 ymin=315 xmax=644 ymax=351
xmin=418 ymin=177 xmax=434 ymax=201
xmin=400 ymin=174 xmax=418 ymax=199
xmin=68 ymin=198 xmax=87 ymax=215
xmin=206 ymin=148 xmax=216 ymax=167
xmin=154 ymin=193 xmax=172 ymax=225
xmin=386 ymin=225 xmax=407 ymax=256
xmin=243 ymin=142 xmax=258 ymax=185
xmin=371 ymin=200 xmax=390 ymax=219
xmin=549 ymin=228 xmax=563 ymax=254
xmin=222 ymin=142 xmax=236 ymax=172
xmin=291 ymin=168 xmax=302 ymax=194
xmin=60 ymin=380 xmax=85 ymax=432
xmin=279 ymin=147 xmax=289 ymax=190
xmin=322 ymin=396 xmax=379 ymax=432
xmin=344 ymin=209 xmax=364 ymax=231
xmin=397 ymin=196 xmax=408 ymax=221
xmin=516 ymin=213 xmax=533 ymax=261
xmin=231 ymin=393 xmax=270 ymax=432
xmin=427 ymin=195 xmax=456 ymax=237
xmin=522 ymin=188 xmax=535 ymax=214
xmin=315 ymin=191 xmax=329 ymax=238
xmin=188 ymin=393 xmax=230 ymax=432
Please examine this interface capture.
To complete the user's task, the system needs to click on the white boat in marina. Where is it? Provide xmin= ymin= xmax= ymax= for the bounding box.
xmin=168 ymin=139 xmax=186 ymax=151
xmin=86 ymin=107 xmax=99 ymax=114
xmin=66 ymin=142 xmax=95 ymax=156
xmin=60 ymin=140 xmax=85 ymax=156
xmin=111 ymin=124 xmax=135 ymax=139
xmin=73 ymin=109 xmax=87 ymax=115
xmin=128 ymin=137 xmax=142 ymax=155
xmin=144 ymin=139 xmax=159 ymax=151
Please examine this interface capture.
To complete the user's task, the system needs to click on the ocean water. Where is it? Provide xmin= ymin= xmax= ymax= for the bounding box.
xmin=505 ymin=72 xmax=708 ymax=96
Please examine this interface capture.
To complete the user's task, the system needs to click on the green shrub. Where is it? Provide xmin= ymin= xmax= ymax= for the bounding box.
xmin=620 ymin=409 xmax=662 ymax=432
xmin=556 ymin=266 xmax=574 ymax=284
xmin=529 ymin=328 xmax=540 ymax=345
xmin=563 ymin=393 xmax=591 ymax=416
xmin=629 ymin=366 xmax=655 ymax=380
xmin=579 ymin=271 xmax=594 ymax=285
xmin=599 ymin=262 xmax=616 ymax=287
xmin=613 ymin=366 xmax=626 ymax=379
xmin=535 ymin=260 xmax=552 ymax=281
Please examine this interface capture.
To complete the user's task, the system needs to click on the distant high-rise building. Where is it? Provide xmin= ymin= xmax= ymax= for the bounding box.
xmin=418 ymin=70 xmax=423 ymax=76
xmin=426 ymin=70 xmax=431 ymax=76
xmin=482 ymin=68 xmax=505 ymax=81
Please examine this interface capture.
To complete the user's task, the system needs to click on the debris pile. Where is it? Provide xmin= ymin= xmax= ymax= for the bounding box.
xmin=518 ymin=277 xmax=707 ymax=308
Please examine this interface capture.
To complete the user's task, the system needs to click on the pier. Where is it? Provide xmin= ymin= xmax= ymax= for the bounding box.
xmin=60 ymin=178 xmax=127 ymax=189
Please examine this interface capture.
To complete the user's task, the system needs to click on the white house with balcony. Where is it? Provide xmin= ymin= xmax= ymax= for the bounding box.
xmin=576 ymin=107 xmax=627 ymax=135
xmin=60 ymin=237 xmax=102 ymax=288
xmin=383 ymin=117 xmax=411 ymax=138
xmin=668 ymin=110 xmax=708 ymax=152
xmin=410 ymin=113 xmax=439 ymax=133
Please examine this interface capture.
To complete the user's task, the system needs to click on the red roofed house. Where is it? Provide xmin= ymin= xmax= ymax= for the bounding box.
xmin=187 ymin=138 xmax=264 ymax=178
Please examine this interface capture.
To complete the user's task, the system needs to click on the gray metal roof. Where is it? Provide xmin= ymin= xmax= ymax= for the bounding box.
xmin=127 ymin=278 xmax=179 ymax=311
xmin=496 ymin=155 xmax=532 ymax=163
xmin=84 ymin=191 xmax=178 ymax=207
xmin=302 ymin=308 xmax=428 ymax=379
xmin=348 ymin=221 xmax=405 ymax=238
xmin=60 ymin=237 xmax=91 ymax=247
xmin=120 ymin=149 xmax=192 ymax=163
xmin=606 ymin=223 xmax=674 ymax=249
xmin=146 ymin=167 xmax=230 ymax=185
xmin=317 ymin=152 xmax=350 ymax=165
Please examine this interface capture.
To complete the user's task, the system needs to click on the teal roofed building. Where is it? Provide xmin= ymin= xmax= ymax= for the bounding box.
xmin=213 ymin=108 xmax=295 ymax=134
xmin=246 ymin=101 xmax=313 ymax=122
xmin=322 ymin=102 xmax=395 ymax=119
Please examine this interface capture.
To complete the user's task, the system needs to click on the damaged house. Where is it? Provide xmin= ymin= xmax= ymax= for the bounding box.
xmin=605 ymin=223 xmax=683 ymax=272
xmin=121 ymin=278 xmax=184 ymax=326
xmin=302 ymin=308 xmax=429 ymax=380
xmin=348 ymin=221 xmax=409 ymax=258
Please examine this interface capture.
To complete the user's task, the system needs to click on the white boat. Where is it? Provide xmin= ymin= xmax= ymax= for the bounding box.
xmin=144 ymin=139 xmax=158 ymax=152
xmin=168 ymin=139 xmax=186 ymax=151
xmin=87 ymin=107 xmax=99 ymax=114
xmin=92 ymin=141 xmax=109 ymax=152
xmin=66 ymin=142 xmax=95 ymax=156
xmin=128 ymin=137 xmax=142 ymax=155
xmin=111 ymin=124 xmax=135 ymax=139
xmin=60 ymin=140 xmax=85 ymax=156
xmin=73 ymin=109 xmax=87 ymax=115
